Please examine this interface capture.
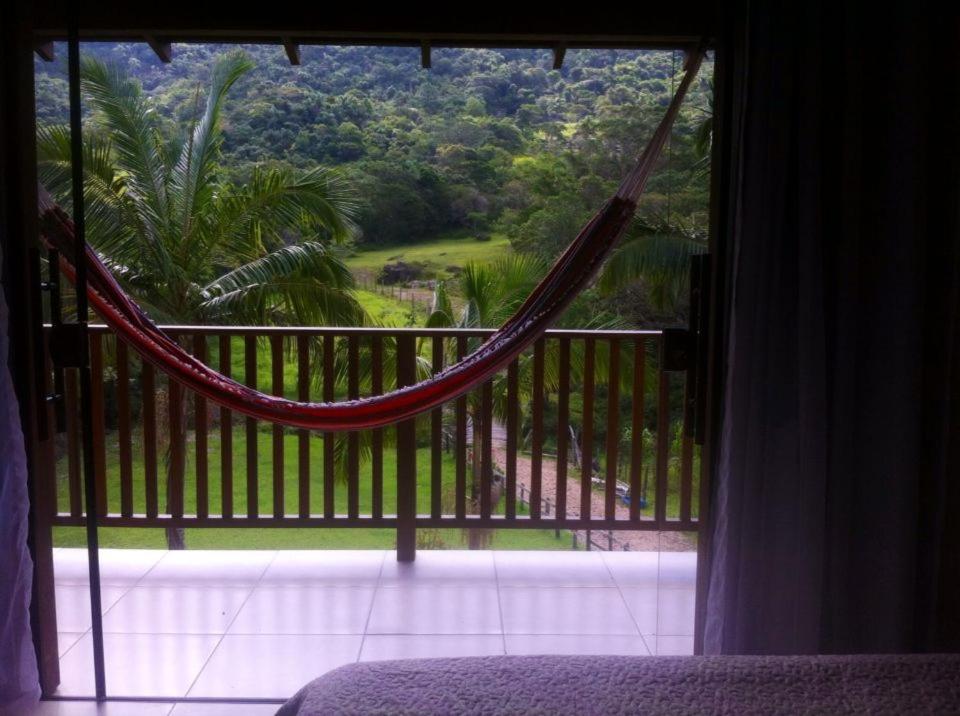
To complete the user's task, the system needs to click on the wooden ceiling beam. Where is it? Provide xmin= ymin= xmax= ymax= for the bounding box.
xmin=144 ymin=35 xmax=172 ymax=63
xmin=30 ymin=5 xmax=718 ymax=41
xmin=552 ymin=43 xmax=566 ymax=70
xmin=35 ymin=41 xmax=56 ymax=62
xmin=282 ymin=37 xmax=301 ymax=65
xmin=420 ymin=40 xmax=431 ymax=68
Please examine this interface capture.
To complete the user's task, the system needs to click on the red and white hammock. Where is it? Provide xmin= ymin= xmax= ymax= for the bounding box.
xmin=38 ymin=49 xmax=704 ymax=432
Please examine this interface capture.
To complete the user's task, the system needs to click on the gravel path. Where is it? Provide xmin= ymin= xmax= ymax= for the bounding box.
xmin=489 ymin=425 xmax=695 ymax=552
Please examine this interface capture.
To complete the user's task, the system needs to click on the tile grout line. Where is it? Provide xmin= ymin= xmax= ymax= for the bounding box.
xmin=599 ymin=551 xmax=653 ymax=656
xmin=56 ymin=549 xmax=232 ymax=700
xmin=180 ymin=549 xmax=281 ymax=700
xmin=54 ymin=548 xmax=167 ymax=695
xmin=356 ymin=550 xmax=389 ymax=662
xmin=52 ymin=550 xmax=154 ymax=698
xmin=99 ymin=548 xmax=169 ymax=620
xmin=56 ymin=629 xmax=90 ymax=661
xmin=491 ymin=551 xmax=507 ymax=654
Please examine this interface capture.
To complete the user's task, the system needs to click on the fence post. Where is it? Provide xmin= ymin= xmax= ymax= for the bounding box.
xmin=396 ymin=334 xmax=417 ymax=562
xmin=586 ymin=528 xmax=592 ymax=551
xmin=572 ymin=533 xmax=578 ymax=550
xmin=608 ymin=531 xmax=613 ymax=551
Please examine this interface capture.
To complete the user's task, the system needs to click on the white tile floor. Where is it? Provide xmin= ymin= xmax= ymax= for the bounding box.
xmin=42 ymin=548 xmax=696 ymax=710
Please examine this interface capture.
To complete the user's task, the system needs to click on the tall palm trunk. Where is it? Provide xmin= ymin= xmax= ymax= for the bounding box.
xmin=465 ymin=409 xmax=503 ymax=550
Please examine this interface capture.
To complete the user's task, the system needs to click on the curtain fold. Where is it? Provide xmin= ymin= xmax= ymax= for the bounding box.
xmin=703 ymin=2 xmax=960 ymax=654
xmin=0 ymin=262 xmax=40 ymax=711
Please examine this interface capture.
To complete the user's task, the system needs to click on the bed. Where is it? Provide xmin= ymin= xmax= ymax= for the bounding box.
xmin=277 ymin=653 xmax=960 ymax=715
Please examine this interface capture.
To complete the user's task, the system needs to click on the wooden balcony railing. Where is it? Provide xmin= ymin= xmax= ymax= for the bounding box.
xmin=45 ymin=325 xmax=701 ymax=553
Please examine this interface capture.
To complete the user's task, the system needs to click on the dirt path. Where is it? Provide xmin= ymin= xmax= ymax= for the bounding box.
xmin=489 ymin=425 xmax=694 ymax=552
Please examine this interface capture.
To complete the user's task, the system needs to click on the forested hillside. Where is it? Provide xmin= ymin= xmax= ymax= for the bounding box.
xmin=34 ymin=43 xmax=712 ymax=326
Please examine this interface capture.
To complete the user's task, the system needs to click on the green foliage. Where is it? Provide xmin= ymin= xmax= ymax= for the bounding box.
xmin=598 ymin=216 xmax=708 ymax=311
xmin=426 ymin=253 xmax=547 ymax=329
xmin=37 ymin=51 xmax=365 ymax=328
xmin=35 ymin=43 xmax=714 ymax=325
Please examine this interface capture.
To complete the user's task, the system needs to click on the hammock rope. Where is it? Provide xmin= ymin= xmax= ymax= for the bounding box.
xmin=38 ymin=47 xmax=705 ymax=432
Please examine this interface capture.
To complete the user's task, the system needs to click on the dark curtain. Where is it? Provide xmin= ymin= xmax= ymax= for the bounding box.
xmin=701 ymin=2 xmax=960 ymax=654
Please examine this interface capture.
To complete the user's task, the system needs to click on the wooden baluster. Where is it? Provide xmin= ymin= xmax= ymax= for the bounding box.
xmin=480 ymin=379 xmax=493 ymax=519
xmin=530 ymin=338 xmax=544 ymax=520
xmin=605 ymin=338 xmax=620 ymax=521
xmin=297 ymin=335 xmax=310 ymax=519
xmin=245 ymin=335 xmax=258 ymax=519
xmin=371 ymin=335 xmax=384 ymax=520
xmin=271 ymin=335 xmax=285 ymax=519
xmin=455 ymin=336 xmax=467 ymax=520
xmin=167 ymin=370 xmax=184 ymax=520
xmin=116 ymin=340 xmax=133 ymax=518
xmin=430 ymin=336 xmax=443 ymax=519
xmin=506 ymin=359 xmax=519 ymax=519
xmin=347 ymin=335 xmax=360 ymax=519
xmin=629 ymin=337 xmax=646 ymax=523
xmin=396 ymin=334 xmax=417 ymax=561
xmin=655 ymin=344 xmax=670 ymax=527
xmin=218 ymin=335 xmax=233 ymax=518
xmin=323 ymin=334 xmax=335 ymax=519
xmin=580 ymin=336 xmax=595 ymax=522
xmin=193 ymin=335 xmax=208 ymax=520
xmin=64 ymin=369 xmax=82 ymax=517
xmin=556 ymin=336 xmax=570 ymax=522
xmin=142 ymin=362 xmax=158 ymax=519
xmin=88 ymin=333 xmax=107 ymax=516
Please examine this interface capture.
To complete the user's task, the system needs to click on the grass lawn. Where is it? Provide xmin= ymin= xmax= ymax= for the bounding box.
xmin=53 ymin=428 xmax=575 ymax=551
xmin=354 ymin=289 xmax=424 ymax=326
xmin=345 ymin=233 xmax=512 ymax=280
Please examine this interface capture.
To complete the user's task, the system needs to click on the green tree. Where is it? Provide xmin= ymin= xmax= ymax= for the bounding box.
xmin=597 ymin=216 xmax=707 ymax=311
xmin=37 ymin=51 xmax=366 ymax=548
xmin=426 ymin=254 xmax=544 ymax=546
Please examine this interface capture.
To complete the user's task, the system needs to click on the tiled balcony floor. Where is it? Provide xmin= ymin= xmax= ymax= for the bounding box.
xmin=45 ymin=548 xmax=696 ymax=708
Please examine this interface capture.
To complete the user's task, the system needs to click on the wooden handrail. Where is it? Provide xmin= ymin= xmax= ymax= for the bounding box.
xmin=75 ymin=324 xmax=666 ymax=338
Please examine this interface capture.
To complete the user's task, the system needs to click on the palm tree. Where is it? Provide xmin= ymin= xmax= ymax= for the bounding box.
xmin=597 ymin=214 xmax=707 ymax=311
xmin=598 ymin=78 xmax=713 ymax=312
xmin=426 ymin=254 xmax=545 ymax=545
xmin=428 ymin=253 xmax=646 ymax=547
xmin=37 ymin=51 xmax=366 ymax=548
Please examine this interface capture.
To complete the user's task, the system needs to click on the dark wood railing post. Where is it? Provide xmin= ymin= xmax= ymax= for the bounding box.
xmin=396 ymin=334 xmax=417 ymax=562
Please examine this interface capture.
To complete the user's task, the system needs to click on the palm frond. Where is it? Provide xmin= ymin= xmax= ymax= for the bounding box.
xmin=35 ymin=123 xmax=141 ymax=263
xmin=171 ymin=51 xmax=254 ymax=250
xmin=598 ymin=227 xmax=706 ymax=302
xmin=201 ymin=242 xmax=366 ymax=326
xmin=36 ymin=124 xmax=115 ymax=198
xmin=488 ymin=253 xmax=546 ymax=321
xmin=214 ymin=167 xmax=358 ymax=264
xmin=456 ymin=262 xmax=498 ymax=327
xmin=79 ymin=56 xmax=170 ymax=238
xmin=425 ymin=280 xmax=455 ymax=328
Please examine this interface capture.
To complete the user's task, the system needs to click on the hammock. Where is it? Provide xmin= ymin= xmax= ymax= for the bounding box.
xmin=38 ymin=48 xmax=705 ymax=432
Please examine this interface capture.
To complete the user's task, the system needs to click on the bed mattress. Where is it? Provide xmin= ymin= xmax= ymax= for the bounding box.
xmin=277 ymin=653 xmax=960 ymax=715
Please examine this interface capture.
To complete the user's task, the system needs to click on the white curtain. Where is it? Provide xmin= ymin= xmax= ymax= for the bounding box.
xmin=0 ymin=261 xmax=40 ymax=712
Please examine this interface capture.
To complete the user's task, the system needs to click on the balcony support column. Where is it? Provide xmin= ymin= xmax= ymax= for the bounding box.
xmin=396 ymin=335 xmax=417 ymax=562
